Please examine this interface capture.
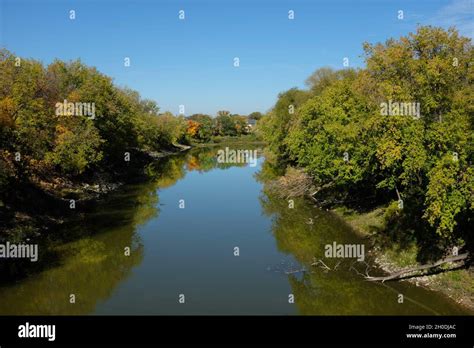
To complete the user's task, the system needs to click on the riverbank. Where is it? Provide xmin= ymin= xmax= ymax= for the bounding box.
xmin=332 ymin=206 xmax=474 ymax=312
xmin=191 ymin=134 xmax=266 ymax=147
xmin=0 ymin=138 xmax=258 ymax=240
xmin=264 ymin=166 xmax=473 ymax=312
xmin=0 ymin=144 xmax=191 ymax=242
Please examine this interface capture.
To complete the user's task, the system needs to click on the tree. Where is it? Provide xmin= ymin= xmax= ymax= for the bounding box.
xmin=262 ymin=26 xmax=473 ymax=254
xmin=424 ymin=154 xmax=473 ymax=238
xmin=305 ymin=67 xmax=356 ymax=95
xmin=260 ymin=88 xmax=311 ymax=163
xmin=0 ymin=48 xmax=193 ymax=187
xmin=233 ymin=115 xmax=248 ymax=135
xmin=248 ymin=111 xmax=263 ymax=121
xmin=188 ymin=114 xmax=213 ymax=141
xmin=45 ymin=120 xmax=103 ymax=175
xmin=216 ymin=110 xmax=231 ymax=117
xmin=214 ymin=114 xmax=236 ymax=136
xmin=186 ymin=119 xmax=200 ymax=138
xmin=286 ymin=75 xmax=372 ymax=190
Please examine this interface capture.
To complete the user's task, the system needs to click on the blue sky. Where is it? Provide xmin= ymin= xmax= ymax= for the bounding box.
xmin=1 ymin=0 xmax=472 ymax=115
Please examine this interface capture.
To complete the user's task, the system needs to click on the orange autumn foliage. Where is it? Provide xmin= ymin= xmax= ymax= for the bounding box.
xmin=186 ymin=120 xmax=200 ymax=137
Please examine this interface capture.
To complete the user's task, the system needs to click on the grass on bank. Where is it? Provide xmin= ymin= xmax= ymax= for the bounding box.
xmin=191 ymin=134 xmax=265 ymax=146
xmin=332 ymin=205 xmax=474 ymax=310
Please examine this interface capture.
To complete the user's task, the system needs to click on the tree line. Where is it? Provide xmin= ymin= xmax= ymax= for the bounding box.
xmin=0 ymin=48 xmax=262 ymax=196
xmin=259 ymin=26 xmax=473 ymax=257
xmin=186 ymin=111 xmax=262 ymax=141
xmin=0 ymin=49 xmax=191 ymax=182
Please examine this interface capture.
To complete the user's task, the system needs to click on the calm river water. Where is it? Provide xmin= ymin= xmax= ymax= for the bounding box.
xmin=0 ymin=146 xmax=470 ymax=315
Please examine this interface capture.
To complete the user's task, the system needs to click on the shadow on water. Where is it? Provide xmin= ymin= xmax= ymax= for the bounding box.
xmin=0 ymin=145 xmax=258 ymax=314
xmin=257 ymin=159 xmax=472 ymax=315
xmin=0 ymin=145 xmax=470 ymax=315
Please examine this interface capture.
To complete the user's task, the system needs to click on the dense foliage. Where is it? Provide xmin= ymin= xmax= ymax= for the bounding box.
xmin=260 ymin=26 xmax=473 ymax=255
xmin=186 ymin=111 xmax=255 ymax=142
xmin=0 ymin=49 xmax=191 ymax=186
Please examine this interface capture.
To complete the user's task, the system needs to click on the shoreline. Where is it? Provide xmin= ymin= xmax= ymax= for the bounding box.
xmin=331 ymin=206 xmax=474 ymax=312
xmin=0 ymin=144 xmax=192 ymax=240
xmin=0 ymin=138 xmax=263 ymax=239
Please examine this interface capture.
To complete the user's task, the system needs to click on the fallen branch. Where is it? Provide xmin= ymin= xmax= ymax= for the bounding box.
xmin=350 ymin=260 xmax=372 ymax=278
xmin=310 ymin=182 xmax=335 ymax=201
xmin=311 ymin=259 xmax=331 ymax=271
xmin=284 ymin=268 xmax=307 ymax=275
xmin=366 ymin=253 xmax=469 ymax=282
xmin=267 ymin=168 xmax=314 ymax=199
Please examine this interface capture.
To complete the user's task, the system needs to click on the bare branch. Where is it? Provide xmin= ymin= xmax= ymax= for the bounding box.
xmin=365 ymin=253 xmax=469 ymax=282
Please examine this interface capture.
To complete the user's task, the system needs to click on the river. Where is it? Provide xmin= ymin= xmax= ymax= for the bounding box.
xmin=0 ymin=145 xmax=469 ymax=315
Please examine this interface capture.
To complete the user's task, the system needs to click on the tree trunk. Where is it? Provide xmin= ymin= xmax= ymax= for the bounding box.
xmin=366 ymin=253 xmax=469 ymax=282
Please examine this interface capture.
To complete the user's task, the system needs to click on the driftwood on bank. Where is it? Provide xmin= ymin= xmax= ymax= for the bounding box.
xmin=267 ymin=167 xmax=314 ymax=199
xmin=312 ymin=259 xmax=332 ymax=271
xmin=268 ymin=167 xmax=471 ymax=283
xmin=365 ymin=252 xmax=470 ymax=282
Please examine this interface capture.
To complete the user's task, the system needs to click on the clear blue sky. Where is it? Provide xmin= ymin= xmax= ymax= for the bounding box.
xmin=1 ymin=0 xmax=472 ymax=115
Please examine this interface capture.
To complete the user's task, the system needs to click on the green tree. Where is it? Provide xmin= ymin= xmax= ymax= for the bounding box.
xmin=214 ymin=113 xmax=236 ymax=136
xmin=263 ymin=26 xmax=473 ymax=254
xmin=260 ymin=88 xmax=311 ymax=164
xmin=305 ymin=66 xmax=357 ymax=95
xmin=248 ymin=111 xmax=263 ymax=121
xmin=188 ymin=114 xmax=213 ymax=141
xmin=45 ymin=120 xmax=103 ymax=175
